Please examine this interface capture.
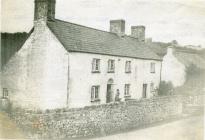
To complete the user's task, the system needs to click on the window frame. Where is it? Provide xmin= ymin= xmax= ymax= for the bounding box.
xmin=108 ymin=59 xmax=115 ymax=73
xmin=3 ymin=88 xmax=9 ymax=99
xmin=92 ymin=58 xmax=101 ymax=73
xmin=124 ymin=84 xmax=131 ymax=97
xmin=150 ymin=62 xmax=156 ymax=73
xmin=91 ymin=85 xmax=100 ymax=102
xmin=125 ymin=61 xmax=131 ymax=73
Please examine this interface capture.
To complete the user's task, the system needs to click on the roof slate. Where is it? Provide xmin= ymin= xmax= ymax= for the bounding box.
xmin=174 ymin=51 xmax=205 ymax=69
xmin=146 ymin=41 xmax=205 ymax=69
xmin=47 ymin=19 xmax=161 ymax=61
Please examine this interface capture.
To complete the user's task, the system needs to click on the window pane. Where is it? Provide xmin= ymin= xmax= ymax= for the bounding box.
xmin=125 ymin=84 xmax=130 ymax=95
xmin=95 ymin=87 xmax=99 ymax=98
xmin=125 ymin=61 xmax=131 ymax=72
xmin=92 ymin=59 xmax=100 ymax=72
xmin=91 ymin=87 xmax=94 ymax=99
xmin=108 ymin=60 xmax=114 ymax=72
xmin=151 ymin=62 xmax=155 ymax=73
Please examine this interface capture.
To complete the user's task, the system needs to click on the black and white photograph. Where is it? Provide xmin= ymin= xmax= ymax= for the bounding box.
xmin=0 ymin=0 xmax=205 ymax=139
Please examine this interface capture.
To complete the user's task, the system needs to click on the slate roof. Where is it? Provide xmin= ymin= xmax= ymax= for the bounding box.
xmin=146 ymin=41 xmax=205 ymax=69
xmin=146 ymin=42 xmax=171 ymax=58
xmin=47 ymin=19 xmax=161 ymax=61
xmin=147 ymin=41 xmax=205 ymax=59
xmin=174 ymin=49 xmax=205 ymax=69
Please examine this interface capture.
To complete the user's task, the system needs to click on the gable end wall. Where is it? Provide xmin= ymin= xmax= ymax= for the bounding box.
xmin=2 ymin=25 xmax=69 ymax=110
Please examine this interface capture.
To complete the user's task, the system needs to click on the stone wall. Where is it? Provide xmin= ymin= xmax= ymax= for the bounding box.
xmin=8 ymin=95 xmax=189 ymax=139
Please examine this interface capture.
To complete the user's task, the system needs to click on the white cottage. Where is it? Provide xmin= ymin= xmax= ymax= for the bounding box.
xmin=1 ymin=0 xmax=162 ymax=110
xmin=161 ymin=46 xmax=205 ymax=87
xmin=147 ymin=41 xmax=205 ymax=87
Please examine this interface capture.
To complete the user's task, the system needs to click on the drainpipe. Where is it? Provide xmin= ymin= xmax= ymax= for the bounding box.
xmin=160 ymin=60 xmax=163 ymax=83
xmin=66 ymin=54 xmax=70 ymax=107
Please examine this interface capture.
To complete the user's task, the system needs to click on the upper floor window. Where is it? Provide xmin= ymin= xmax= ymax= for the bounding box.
xmin=108 ymin=59 xmax=115 ymax=73
xmin=3 ymin=88 xmax=8 ymax=99
xmin=91 ymin=86 xmax=100 ymax=102
xmin=124 ymin=84 xmax=130 ymax=96
xmin=125 ymin=61 xmax=131 ymax=73
xmin=150 ymin=62 xmax=155 ymax=73
xmin=92 ymin=58 xmax=100 ymax=73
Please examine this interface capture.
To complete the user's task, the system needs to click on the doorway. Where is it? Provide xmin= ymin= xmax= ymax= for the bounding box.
xmin=142 ymin=84 xmax=147 ymax=98
xmin=106 ymin=78 xmax=114 ymax=103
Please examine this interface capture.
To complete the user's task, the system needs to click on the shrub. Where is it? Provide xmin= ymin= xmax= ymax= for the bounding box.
xmin=174 ymin=63 xmax=205 ymax=95
xmin=158 ymin=81 xmax=174 ymax=96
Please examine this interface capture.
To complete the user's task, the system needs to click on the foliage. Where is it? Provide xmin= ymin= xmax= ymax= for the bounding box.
xmin=158 ymin=81 xmax=174 ymax=96
xmin=185 ymin=63 xmax=203 ymax=79
xmin=174 ymin=63 xmax=205 ymax=95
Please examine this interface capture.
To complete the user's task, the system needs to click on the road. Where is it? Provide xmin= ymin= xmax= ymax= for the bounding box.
xmin=0 ymin=112 xmax=27 ymax=139
xmin=89 ymin=115 xmax=204 ymax=140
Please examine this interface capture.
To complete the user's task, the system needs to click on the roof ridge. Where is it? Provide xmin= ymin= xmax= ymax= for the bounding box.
xmin=52 ymin=19 xmax=114 ymax=34
xmin=50 ymin=18 xmax=140 ymax=41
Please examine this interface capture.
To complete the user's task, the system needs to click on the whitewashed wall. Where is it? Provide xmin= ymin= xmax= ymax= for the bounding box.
xmin=2 ymin=22 xmax=161 ymax=110
xmin=68 ymin=53 xmax=161 ymax=108
xmin=2 ymin=24 xmax=69 ymax=110
xmin=161 ymin=47 xmax=186 ymax=87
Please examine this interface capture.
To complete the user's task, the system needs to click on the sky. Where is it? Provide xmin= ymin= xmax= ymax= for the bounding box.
xmin=1 ymin=0 xmax=205 ymax=47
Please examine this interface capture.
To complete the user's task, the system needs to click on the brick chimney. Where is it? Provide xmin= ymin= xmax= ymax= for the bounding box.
xmin=110 ymin=20 xmax=125 ymax=35
xmin=34 ymin=0 xmax=56 ymax=23
xmin=131 ymin=26 xmax=145 ymax=42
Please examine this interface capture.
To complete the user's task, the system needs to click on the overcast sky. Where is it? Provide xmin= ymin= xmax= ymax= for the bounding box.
xmin=1 ymin=0 xmax=205 ymax=47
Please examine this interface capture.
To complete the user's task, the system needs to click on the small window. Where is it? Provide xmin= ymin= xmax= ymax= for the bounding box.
xmin=142 ymin=84 xmax=147 ymax=98
xmin=3 ymin=88 xmax=9 ymax=98
xmin=108 ymin=59 xmax=115 ymax=73
xmin=92 ymin=59 xmax=100 ymax=73
xmin=150 ymin=62 xmax=155 ymax=73
xmin=125 ymin=61 xmax=131 ymax=73
xmin=91 ymin=86 xmax=100 ymax=102
xmin=150 ymin=83 xmax=154 ymax=92
xmin=124 ymin=84 xmax=130 ymax=96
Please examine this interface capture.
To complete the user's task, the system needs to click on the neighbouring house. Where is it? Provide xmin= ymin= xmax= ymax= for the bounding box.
xmin=147 ymin=42 xmax=205 ymax=87
xmin=1 ymin=0 xmax=162 ymax=110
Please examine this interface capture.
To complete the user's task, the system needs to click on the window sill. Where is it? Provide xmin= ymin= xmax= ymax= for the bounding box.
xmin=107 ymin=71 xmax=115 ymax=73
xmin=124 ymin=95 xmax=131 ymax=101
xmin=92 ymin=71 xmax=100 ymax=73
xmin=91 ymin=99 xmax=101 ymax=102
xmin=1 ymin=97 xmax=9 ymax=99
xmin=125 ymin=71 xmax=131 ymax=73
xmin=124 ymin=95 xmax=131 ymax=98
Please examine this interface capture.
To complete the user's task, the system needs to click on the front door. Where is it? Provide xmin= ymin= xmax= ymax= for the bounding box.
xmin=142 ymin=84 xmax=147 ymax=98
xmin=106 ymin=84 xmax=113 ymax=103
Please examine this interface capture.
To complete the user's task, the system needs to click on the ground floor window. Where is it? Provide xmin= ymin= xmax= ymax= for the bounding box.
xmin=91 ymin=86 xmax=100 ymax=102
xmin=124 ymin=84 xmax=130 ymax=96
xmin=3 ymin=88 xmax=9 ymax=98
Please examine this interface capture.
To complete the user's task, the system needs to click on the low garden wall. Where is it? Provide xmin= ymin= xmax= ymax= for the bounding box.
xmin=8 ymin=94 xmax=204 ymax=139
